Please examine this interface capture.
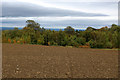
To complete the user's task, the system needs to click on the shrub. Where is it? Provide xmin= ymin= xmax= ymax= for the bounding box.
xmin=105 ymin=42 xmax=113 ymax=49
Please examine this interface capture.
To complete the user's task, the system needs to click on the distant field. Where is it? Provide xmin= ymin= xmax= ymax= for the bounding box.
xmin=2 ymin=43 xmax=118 ymax=78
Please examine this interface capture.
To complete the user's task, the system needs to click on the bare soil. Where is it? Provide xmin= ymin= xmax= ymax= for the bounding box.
xmin=2 ymin=43 xmax=118 ymax=78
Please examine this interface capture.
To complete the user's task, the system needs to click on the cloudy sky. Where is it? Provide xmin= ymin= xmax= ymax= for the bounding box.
xmin=1 ymin=0 xmax=119 ymax=29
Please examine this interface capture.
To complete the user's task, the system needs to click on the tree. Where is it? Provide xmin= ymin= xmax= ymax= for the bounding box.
xmin=37 ymin=35 xmax=44 ymax=45
xmin=2 ymin=20 xmax=120 ymax=49
xmin=26 ymin=20 xmax=40 ymax=30
xmin=86 ymin=27 xmax=96 ymax=31
xmin=110 ymin=24 xmax=118 ymax=32
xmin=14 ymin=27 xmax=19 ymax=30
xmin=99 ymin=26 xmax=108 ymax=31
xmin=57 ymin=30 xmax=65 ymax=46
xmin=111 ymin=31 xmax=118 ymax=48
xmin=64 ymin=26 xmax=75 ymax=34
xmin=83 ymin=31 xmax=91 ymax=42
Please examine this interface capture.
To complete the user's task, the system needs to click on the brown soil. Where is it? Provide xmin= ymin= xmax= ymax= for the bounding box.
xmin=2 ymin=43 xmax=118 ymax=78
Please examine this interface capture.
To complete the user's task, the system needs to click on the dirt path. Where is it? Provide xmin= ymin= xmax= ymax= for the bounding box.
xmin=2 ymin=43 xmax=118 ymax=78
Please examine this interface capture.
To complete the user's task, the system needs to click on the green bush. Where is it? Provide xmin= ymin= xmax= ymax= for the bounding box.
xmin=105 ymin=42 xmax=113 ymax=49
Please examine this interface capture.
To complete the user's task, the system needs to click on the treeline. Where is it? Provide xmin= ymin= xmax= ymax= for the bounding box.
xmin=2 ymin=20 xmax=120 ymax=48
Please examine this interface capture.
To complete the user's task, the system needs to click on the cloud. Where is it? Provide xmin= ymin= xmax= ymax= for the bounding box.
xmin=2 ymin=2 xmax=108 ymax=17
xmin=1 ymin=16 xmax=117 ymax=29
xmin=1 ymin=1 xmax=117 ymax=29
xmin=3 ymin=0 xmax=120 ymax=2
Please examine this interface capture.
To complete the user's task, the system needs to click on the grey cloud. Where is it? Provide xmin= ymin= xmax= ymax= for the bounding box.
xmin=2 ymin=17 xmax=117 ymax=28
xmin=2 ymin=2 xmax=108 ymax=17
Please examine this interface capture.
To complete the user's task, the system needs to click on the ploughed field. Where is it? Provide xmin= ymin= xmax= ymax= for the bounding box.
xmin=2 ymin=43 xmax=118 ymax=78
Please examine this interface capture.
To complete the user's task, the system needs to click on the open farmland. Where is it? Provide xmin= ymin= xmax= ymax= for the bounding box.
xmin=2 ymin=43 xmax=118 ymax=78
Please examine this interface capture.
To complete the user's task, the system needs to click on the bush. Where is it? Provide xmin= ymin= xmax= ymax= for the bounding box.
xmin=105 ymin=42 xmax=113 ymax=49
xmin=88 ymin=40 xmax=95 ymax=48
xmin=49 ymin=41 xmax=58 ymax=46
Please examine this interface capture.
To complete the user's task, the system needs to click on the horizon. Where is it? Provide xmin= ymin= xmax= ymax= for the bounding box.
xmin=1 ymin=24 xmax=115 ymax=31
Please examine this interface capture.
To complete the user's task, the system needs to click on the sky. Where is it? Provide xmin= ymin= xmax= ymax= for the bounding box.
xmin=1 ymin=0 xmax=119 ymax=29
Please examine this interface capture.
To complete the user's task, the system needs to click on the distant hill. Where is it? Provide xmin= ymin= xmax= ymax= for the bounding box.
xmin=1 ymin=27 xmax=85 ymax=31
xmin=1 ymin=27 xmax=22 ymax=30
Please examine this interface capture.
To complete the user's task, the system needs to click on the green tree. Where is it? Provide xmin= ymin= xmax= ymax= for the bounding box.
xmin=26 ymin=20 xmax=40 ymax=30
xmin=64 ymin=26 xmax=75 ymax=34
xmin=86 ymin=27 xmax=96 ymax=31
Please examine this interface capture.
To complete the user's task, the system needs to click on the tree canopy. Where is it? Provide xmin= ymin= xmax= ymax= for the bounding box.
xmin=2 ymin=20 xmax=120 ymax=49
xmin=26 ymin=20 xmax=40 ymax=29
